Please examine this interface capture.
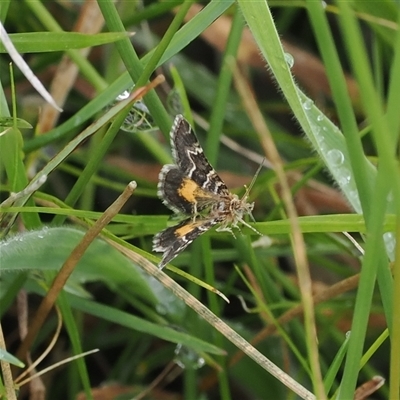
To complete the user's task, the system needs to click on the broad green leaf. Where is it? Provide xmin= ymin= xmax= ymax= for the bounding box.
xmin=0 ymin=227 xmax=156 ymax=304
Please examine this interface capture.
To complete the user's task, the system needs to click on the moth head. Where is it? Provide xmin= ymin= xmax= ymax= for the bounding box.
xmin=230 ymin=196 xmax=254 ymax=218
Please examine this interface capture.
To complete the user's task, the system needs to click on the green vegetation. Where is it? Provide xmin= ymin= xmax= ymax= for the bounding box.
xmin=1 ymin=1 xmax=398 ymax=399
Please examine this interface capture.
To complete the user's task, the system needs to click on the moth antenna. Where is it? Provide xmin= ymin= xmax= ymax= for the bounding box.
xmin=242 ymin=158 xmax=265 ymax=199
xmin=240 ymin=158 xmax=265 ymax=235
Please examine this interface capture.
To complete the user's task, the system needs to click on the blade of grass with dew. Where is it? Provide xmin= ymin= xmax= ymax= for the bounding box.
xmin=232 ymin=54 xmax=325 ymax=397
xmin=236 ymin=3 xmax=386 ymax=399
xmin=377 ymin=11 xmax=400 ymax=399
xmin=238 ymin=2 xmax=378 ymax=217
xmin=306 ymin=0 xmax=396 ymax=382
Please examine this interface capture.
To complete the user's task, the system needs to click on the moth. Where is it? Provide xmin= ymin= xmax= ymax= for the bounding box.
xmin=153 ymin=115 xmax=261 ymax=269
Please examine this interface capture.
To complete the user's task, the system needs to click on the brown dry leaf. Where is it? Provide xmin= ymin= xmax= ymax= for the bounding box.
xmin=354 ymin=376 xmax=385 ymax=400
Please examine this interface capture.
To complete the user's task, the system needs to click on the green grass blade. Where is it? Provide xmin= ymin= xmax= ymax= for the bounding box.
xmin=0 ymin=32 xmax=130 ymax=53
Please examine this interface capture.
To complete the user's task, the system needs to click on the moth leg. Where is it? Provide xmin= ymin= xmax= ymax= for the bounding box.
xmin=192 ymin=202 xmax=198 ymax=220
xmin=216 ymin=225 xmax=237 ymax=239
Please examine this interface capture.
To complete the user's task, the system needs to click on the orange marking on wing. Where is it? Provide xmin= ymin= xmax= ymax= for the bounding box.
xmin=178 ymin=178 xmax=214 ymax=203
xmin=177 ymin=178 xmax=198 ymax=203
xmin=175 ymin=222 xmax=200 ymax=237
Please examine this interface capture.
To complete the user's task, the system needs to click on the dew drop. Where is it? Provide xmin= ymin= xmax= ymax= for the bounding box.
xmin=327 ymin=149 xmax=344 ymax=166
xmin=314 ymin=125 xmax=321 ymax=135
xmin=116 ymin=90 xmax=130 ymax=101
xmin=284 ymin=52 xmax=294 ymax=68
xmin=174 ymin=344 xmax=205 ymax=370
xmin=156 ymin=303 xmax=168 ymax=316
xmin=317 ymin=114 xmax=324 ymax=122
xmin=338 ymin=170 xmax=351 ymax=187
xmin=303 ymin=98 xmax=313 ymax=110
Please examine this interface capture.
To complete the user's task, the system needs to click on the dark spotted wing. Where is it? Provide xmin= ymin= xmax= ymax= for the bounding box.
xmin=157 ymin=165 xmax=194 ymax=214
xmin=170 ymin=115 xmax=229 ymax=194
xmin=157 ymin=164 xmax=222 ymax=215
xmin=152 ymin=217 xmax=220 ymax=269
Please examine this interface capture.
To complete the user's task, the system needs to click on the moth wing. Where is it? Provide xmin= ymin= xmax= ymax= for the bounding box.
xmin=158 ymin=164 xmax=221 ymax=216
xmin=170 ymin=115 xmax=229 ymax=194
xmin=157 ymin=165 xmax=194 ymax=214
xmin=153 ymin=217 xmax=219 ymax=269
